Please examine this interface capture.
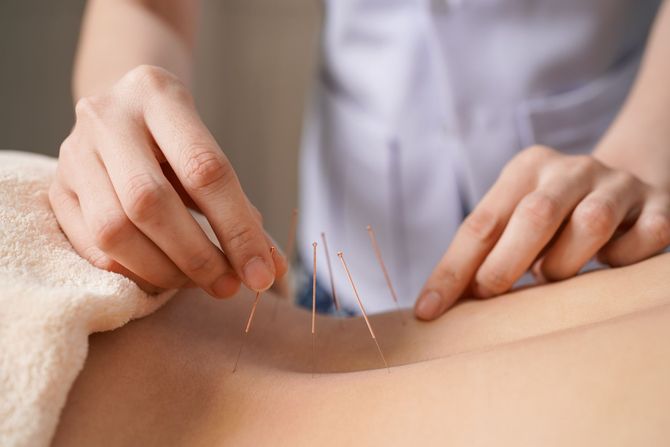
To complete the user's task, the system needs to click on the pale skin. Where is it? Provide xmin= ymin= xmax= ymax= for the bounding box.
xmin=53 ymin=0 xmax=670 ymax=315
xmin=52 ymin=254 xmax=670 ymax=445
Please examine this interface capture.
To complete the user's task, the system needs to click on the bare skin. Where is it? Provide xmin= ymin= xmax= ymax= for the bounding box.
xmin=53 ymin=253 xmax=670 ymax=446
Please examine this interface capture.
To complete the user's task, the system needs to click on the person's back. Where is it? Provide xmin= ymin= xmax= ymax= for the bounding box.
xmin=52 ymin=253 xmax=670 ymax=446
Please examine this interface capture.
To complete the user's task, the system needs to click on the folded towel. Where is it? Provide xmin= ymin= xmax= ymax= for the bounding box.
xmin=0 ymin=150 xmax=174 ymax=447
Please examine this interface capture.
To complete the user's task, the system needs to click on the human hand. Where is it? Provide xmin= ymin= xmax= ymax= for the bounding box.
xmin=50 ymin=65 xmax=286 ymax=297
xmin=415 ymin=145 xmax=670 ymax=320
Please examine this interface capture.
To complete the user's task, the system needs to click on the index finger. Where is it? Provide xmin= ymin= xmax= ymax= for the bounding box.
xmin=142 ymin=81 xmax=278 ymax=292
xmin=414 ymin=161 xmax=534 ymax=320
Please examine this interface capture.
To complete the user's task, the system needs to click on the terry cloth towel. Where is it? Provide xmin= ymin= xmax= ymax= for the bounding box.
xmin=0 ymin=150 xmax=175 ymax=447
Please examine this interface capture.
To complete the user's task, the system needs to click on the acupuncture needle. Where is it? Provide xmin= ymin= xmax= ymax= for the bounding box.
xmin=232 ymin=290 xmax=263 ymax=373
xmin=232 ymin=246 xmax=275 ymax=373
xmin=366 ymin=225 xmax=405 ymax=325
xmin=311 ymin=241 xmax=317 ymax=377
xmin=272 ymin=209 xmax=299 ymax=322
xmin=337 ymin=251 xmax=391 ymax=373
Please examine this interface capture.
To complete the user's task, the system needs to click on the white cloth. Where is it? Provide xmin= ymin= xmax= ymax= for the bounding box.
xmin=299 ymin=0 xmax=661 ymax=313
xmin=0 ymin=151 xmax=174 ymax=447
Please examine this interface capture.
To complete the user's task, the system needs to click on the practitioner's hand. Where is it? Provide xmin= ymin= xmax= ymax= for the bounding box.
xmin=415 ymin=145 xmax=670 ymax=320
xmin=50 ymin=65 xmax=287 ymax=297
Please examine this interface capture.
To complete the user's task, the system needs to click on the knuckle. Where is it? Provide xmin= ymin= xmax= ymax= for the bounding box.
xmin=127 ymin=65 xmax=170 ymax=88
xmin=518 ymin=192 xmax=561 ymax=229
xmin=462 ymin=209 xmax=503 ymax=245
xmin=92 ymin=212 xmax=132 ymax=250
xmin=183 ymin=148 xmax=231 ymax=192
xmin=127 ymin=65 xmax=191 ymax=101
xmin=434 ymin=265 xmax=461 ymax=286
xmin=643 ymin=213 xmax=670 ymax=247
xmin=569 ymin=155 xmax=597 ymax=179
xmin=225 ymin=223 xmax=258 ymax=254
xmin=123 ymin=173 xmax=167 ymax=222
xmin=611 ymin=170 xmax=639 ymax=190
xmin=183 ymin=249 xmax=218 ymax=276
xmin=477 ymin=267 xmax=513 ymax=295
xmin=506 ymin=145 xmax=554 ymax=178
xmin=519 ymin=145 xmax=554 ymax=165
xmin=74 ymin=95 xmax=107 ymax=122
xmin=574 ymin=198 xmax=618 ymax=236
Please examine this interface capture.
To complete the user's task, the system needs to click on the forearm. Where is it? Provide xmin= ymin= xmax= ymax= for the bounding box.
xmin=73 ymin=0 xmax=198 ymax=100
xmin=594 ymin=0 xmax=670 ymax=190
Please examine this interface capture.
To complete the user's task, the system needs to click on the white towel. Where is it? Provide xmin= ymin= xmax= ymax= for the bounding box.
xmin=0 ymin=150 xmax=174 ymax=447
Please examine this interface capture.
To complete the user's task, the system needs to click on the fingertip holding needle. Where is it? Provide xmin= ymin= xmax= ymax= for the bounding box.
xmin=233 ymin=248 xmax=273 ymax=373
xmin=337 ymin=251 xmax=391 ymax=373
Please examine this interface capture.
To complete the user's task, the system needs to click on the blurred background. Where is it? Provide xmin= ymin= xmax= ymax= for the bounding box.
xmin=0 ymin=0 xmax=321 ymax=242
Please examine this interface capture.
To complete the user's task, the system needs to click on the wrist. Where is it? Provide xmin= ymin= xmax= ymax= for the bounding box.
xmin=593 ymin=125 xmax=670 ymax=191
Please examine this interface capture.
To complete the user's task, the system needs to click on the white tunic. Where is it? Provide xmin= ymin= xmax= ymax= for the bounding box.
xmin=298 ymin=0 xmax=661 ymax=314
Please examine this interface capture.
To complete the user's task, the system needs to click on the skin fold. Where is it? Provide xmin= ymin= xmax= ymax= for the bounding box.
xmin=53 ymin=253 xmax=670 ymax=446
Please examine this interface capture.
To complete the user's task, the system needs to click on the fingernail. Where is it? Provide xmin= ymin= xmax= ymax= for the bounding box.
xmin=243 ymin=256 xmax=274 ymax=291
xmin=415 ymin=291 xmax=443 ymax=320
xmin=211 ymin=273 xmax=239 ymax=298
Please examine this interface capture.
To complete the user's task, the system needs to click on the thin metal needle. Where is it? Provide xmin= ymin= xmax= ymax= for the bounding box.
xmin=366 ymin=225 xmax=404 ymax=325
xmin=232 ymin=290 xmax=263 ymax=373
xmin=311 ymin=241 xmax=317 ymax=377
xmin=337 ymin=251 xmax=391 ymax=373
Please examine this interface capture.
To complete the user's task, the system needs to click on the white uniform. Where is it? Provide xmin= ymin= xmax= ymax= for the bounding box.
xmin=299 ymin=0 xmax=661 ymax=314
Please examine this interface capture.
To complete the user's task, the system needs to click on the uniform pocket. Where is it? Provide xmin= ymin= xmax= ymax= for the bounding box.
xmin=515 ymin=53 xmax=641 ymax=155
